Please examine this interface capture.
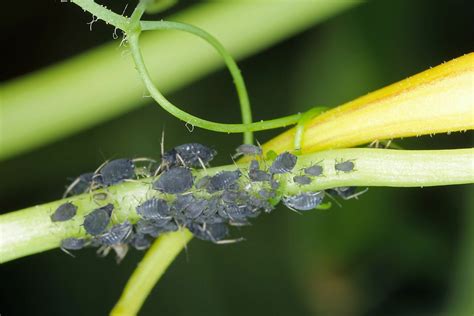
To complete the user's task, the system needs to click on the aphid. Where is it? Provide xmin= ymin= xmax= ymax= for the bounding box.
xmin=195 ymin=176 xmax=211 ymax=190
xmin=304 ymin=164 xmax=323 ymax=177
xmin=97 ymin=221 xmax=132 ymax=246
xmin=130 ymin=233 xmax=151 ymax=250
xmin=153 ymin=167 xmax=194 ymax=194
xmin=327 ymin=187 xmax=368 ymax=200
xmin=163 ymin=143 xmax=216 ymax=168
xmin=283 ymin=191 xmax=325 ymax=211
xmin=249 ymin=160 xmax=259 ymax=171
xmin=207 ymin=170 xmax=241 ymax=192
xmin=223 ymin=205 xmax=254 ymax=220
xmin=63 ymin=172 xmax=94 ymax=198
xmin=136 ymin=198 xmax=171 ymax=220
xmin=95 ymin=159 xmax=136 ymax=186
xmin=51 ymin=202 xmax=78 ymax=222
xmin=293 ymin=175 xmax=312 ymax=185
xmin=83 ymin=204 xmax=114 ymax=236
xmin=269 ymin=152 xmax=297 ymax=174
xmin=234 ymin=144 xmax=262 ymax=158
xmin=249 ymin=169 xmax=271 ymax=182
xmin=60 ymin=237 xmax=87 ymax=250
xmin=172 ymin=194 xmax=207 ymax=219
xmin=335 ymin=159 xmax=355 ymax=173
xmin=188 ymin=222 xmax=230 ymax=243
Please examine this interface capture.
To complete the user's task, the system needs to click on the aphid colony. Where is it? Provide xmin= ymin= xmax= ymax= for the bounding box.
xmin=53 ymin=143 xmax=363 ymax=261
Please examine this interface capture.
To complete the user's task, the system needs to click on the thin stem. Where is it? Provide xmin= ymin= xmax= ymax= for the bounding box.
xmin=1 ymin=148 xmax=472 ymax=263
xmin=71 ymin=0 xmax=129 ymax=31
xmin=141 ymin=20 xmax=255 ymax=144
xmin=110 ymin=229 xmax=193 ymax=316
xmin=128 ymin=32 xmax=301 ymax=133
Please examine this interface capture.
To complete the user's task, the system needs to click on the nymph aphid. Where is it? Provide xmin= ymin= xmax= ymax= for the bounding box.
xmin=50 ymin=202 xmax=78 ymax=222
xmin=153 ymin=167 xmax=194 ymax=194
xmin=136 ymin=198 xmax=171 ymax=220
xmin=248 ymin=160 xmax=271 ymax=182
xmin=335 ymin=159 xmax=355 ymax=173
xmin=172 ymin=194 xmax=208 ymax=220
xmin=207 ymin=170 xmax=242 ymax=192
xmin=97 ymin=221 xmax=133 ymax=246
xmin=163 ymin=143 xmax=216 ymax=169
xmin=94 ymin=158 xmax=156 ymax=187
xmin=83 ymin=203 xmax=114 ymax=236
xmin=187 ymin=222 xmax=233 ymax=244
xmin=269 ymin=152 xmax=297 ymax=174
xmin=304 ymin=163 xmax=323 ymax=177
xmin=60 ymin=237 xmax=87 ymax=251
xmin=283 ymin=191 xmax=325 ymax=211
xmin=63 ymin=172 xmax=94 ymax=198
xmin=233 ymin=144 xmax=262 ymax=158
xmin=130 ymin=233 xmax=151 ymax=250
xmin=293 ymin=175 xmax=312 ymax=185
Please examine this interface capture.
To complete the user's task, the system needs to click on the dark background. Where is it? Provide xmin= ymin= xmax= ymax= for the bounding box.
xmin=1 ymin=1 xmax=473 ymax=315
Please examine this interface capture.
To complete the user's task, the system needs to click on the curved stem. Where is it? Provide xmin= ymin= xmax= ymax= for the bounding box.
xmin=128 ymin=32 xmax=301 ymax=133
xmin=140 ymin=20 xmax=254 ymax=144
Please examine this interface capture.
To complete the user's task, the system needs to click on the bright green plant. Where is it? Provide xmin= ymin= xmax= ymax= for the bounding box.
xmin=0 ymin=1 xmax=473 ymax=316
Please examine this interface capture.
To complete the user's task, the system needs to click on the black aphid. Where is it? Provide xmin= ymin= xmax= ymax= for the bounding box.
xmin=304 ymin=164 xmax=323 ymax=177
xmin=97 ymin=221 xmax=132 ymax=246
xmin=269 ymin=152 xmax=297 ymax=174
xmin=95 ymin=159 xmax=135 ymax=186
xmin=234 ymin=144 xmax=262 ymax=157
xmin=51 ymin=202 xmax=78 ymax=222
xmin=163 ymin=143 xmax=216 ymax=168
xmin=188 ymin=222 xmax=229 ymax=243
xmin=207 ymin=170 xmax=241 ymax=192
xmin=172 ymin=194 xmax=207 ymax=219
xmin=153 ymin=167 xmax=194 ymax=194
xmin=61 ymin=237 xmax=86 ymax=250
xmin=335 ymin=160 xmax=355 ymax=173
xmin=130 ymin=233 xmax=151 ymax=250
xmin=248 ymin=160 xmax=271 ymax=182
xmin=283 ymin=191 xmax=324 ymax=211
xmin=83 ymin=204 xmax=114 ymax=236
xmin=293 ymin=175 xmax=312 ymax=185
xmin=137 ymin=198 xmax=171 ymax=220
xmin=249 ymin=160 xmax=259 ymax=171
xmin=63 ymin=172 xmax=94 ymax=197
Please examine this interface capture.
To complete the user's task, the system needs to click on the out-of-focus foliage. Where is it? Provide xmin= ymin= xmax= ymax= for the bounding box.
xmin=0 ymin=1 xmax=472 ymax=316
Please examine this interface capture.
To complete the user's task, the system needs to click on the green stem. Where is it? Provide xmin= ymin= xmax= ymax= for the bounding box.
xmin=1 ymin=148 xmax=472 ymax=264
xmin=110 ymin=229 xmax=193 ymax=316
xmin=128 ymin=33 xmax=301 ymax=133
xmin=140 ymin=20 xmax=255 ymax=144
xmin=1 ymin=0 xmax=358 ymax=160
xmin=71 ymin=0 xmax=129 ymax=30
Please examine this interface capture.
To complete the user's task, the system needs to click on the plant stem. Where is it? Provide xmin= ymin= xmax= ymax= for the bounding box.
xmin=128 ymin=32 xmax=301 ymax=134
xmin=1 ymin=148 xmax=472 ymax=264
xmin=140 ymin=20 xmax=255 ymax=144
xmin=110 ymin=229 xmax=193 ymax=316
xmin=1 ymin=0 xmax=358 ymax=160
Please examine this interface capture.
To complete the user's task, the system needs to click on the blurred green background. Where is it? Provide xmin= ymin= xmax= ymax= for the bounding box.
xmin=1 ymin=1 xmax=473 ymax=315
